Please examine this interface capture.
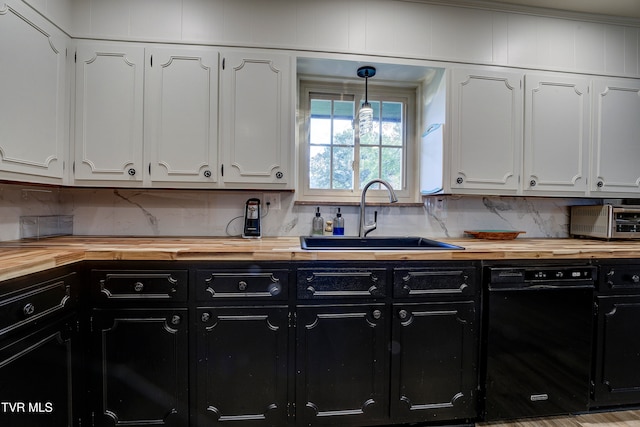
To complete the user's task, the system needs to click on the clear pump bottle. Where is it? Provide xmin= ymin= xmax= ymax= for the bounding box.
xmin=333 ymin=208 xmax=345 ymax=235
xmin=312 ymin=207 xmax=324 ymax=235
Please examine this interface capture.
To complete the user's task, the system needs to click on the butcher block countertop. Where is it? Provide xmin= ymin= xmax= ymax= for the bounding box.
xmin=2 ymin=235 xmax=640 ymax=281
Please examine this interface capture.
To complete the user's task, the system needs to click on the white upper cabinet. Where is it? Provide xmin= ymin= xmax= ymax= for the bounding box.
xmin=523 ymin=73 xmax=590 ymax=195
xmin=74 ymin=41 xmax=144 ymax=184
xmin=449 ymin=68 xmax=523 ymax=194
xmin=0 ymin=3 xmax=68 ymax=183
xmin=591 ymin=78 xmax=640 ymax=196
xmin=145 ymin=46 xmax=219 ymax=186
xmin=219 ymin=51 xmax=293 ymax=188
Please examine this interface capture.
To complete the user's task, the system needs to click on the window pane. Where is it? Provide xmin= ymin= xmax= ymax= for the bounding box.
xmin=359 ymin=146 xmax=380 ymax=188
xmin=333 ymin=100 xmax=354 ymax=146
xmin=310 ymin=117 xmax=331 ymax=146
xmin=381 ymin=101 xmax=403 ymax=146
xmin=309 ymin=145 xmax=331 ymax=189
xmin=332 ymin=146 xmax=354 ymax=189
xmin=310 ymin=99 xmax=332 ymax=145
xmin=381 ymin=147 xmax=402 ymax=190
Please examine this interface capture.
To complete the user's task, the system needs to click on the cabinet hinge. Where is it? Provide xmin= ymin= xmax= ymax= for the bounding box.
xmin=222 ymin=57 xmax=225 ymax=70
xmin=593 ymin=301 xmax=599 ymax=316
xmin=287 ymin=402 xmax=296 ymax=418
xmin=72 ymin=161 xmax=75 ymax=174
xmin=221 ymin=164 xmax=224 ymax=176
xmin=288 ymin=312 xmax=296 ymax=328
xmin=150 ymin=54 xmax=153 ymax=67
xmin=590 ymin=380 xmax=595 ymax=397
xmin=89 ymin=316 xmax=94 ymax=333
xmin=149 ymin=162 xmax=151 ymax=174
xmin=74 ymin=51 xmax=77 ymax=63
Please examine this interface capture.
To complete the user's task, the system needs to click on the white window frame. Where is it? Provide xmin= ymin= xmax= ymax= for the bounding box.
xmin=298 ymin=79 xmax=419 ymax=203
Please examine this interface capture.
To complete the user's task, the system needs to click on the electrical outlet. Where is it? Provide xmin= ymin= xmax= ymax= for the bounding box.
xmin=427 ymin=197 xmax=447 ymax=218
xmin=434 ymin=197 xmax=447 ymax=218
xmin=263 ymin=193 xmax=281 ymax=210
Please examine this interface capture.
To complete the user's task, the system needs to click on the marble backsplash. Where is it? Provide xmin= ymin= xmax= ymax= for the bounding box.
xmin=0 ymin=183 xmax=597 ymax=241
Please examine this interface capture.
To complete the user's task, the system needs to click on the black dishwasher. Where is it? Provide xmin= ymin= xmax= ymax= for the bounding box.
xmin=483 ymin=264 xmax=595 ymax=421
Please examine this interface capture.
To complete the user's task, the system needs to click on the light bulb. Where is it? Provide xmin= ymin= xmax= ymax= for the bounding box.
xmin=359 ymin=103 xmax=373 ymax=136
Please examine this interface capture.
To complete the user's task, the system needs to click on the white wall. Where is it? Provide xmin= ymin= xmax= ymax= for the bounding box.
xmin=24 ymin=0 xmax=634 ymax=78
xmin=54 ymin=188 xmax=576 ymax=239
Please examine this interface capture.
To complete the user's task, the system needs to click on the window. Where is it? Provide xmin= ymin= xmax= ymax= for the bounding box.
xmin=299 ymin=80 xmax=417 ymax=202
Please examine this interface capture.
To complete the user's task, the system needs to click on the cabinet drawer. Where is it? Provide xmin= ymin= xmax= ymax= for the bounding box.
xmin=92 ymin=270 xmax=188 ymax=302
xmin=600 ymin=264 xmax=640 ymax=293
xmin=196 ymin=269 xmax=288 ymax=300
xmin=297 ymin=268 xmax=386 ymax=299
xmin=0 ymin=273 xmax=75 ymax=337
xmin=393 ymin=268 xmax=476 ymax=298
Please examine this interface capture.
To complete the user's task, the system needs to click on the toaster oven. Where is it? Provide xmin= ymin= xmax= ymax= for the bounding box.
xmin=570 ymin=205 xmax=640 ymax=239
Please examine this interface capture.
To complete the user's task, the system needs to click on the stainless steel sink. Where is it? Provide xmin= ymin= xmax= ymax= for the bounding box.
xmin=299 ymin=236 xmax=464 ymax=250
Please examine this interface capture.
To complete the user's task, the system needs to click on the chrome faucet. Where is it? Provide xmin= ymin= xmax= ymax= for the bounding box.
xmin=359 ymin=179 xmax=398 ymax=237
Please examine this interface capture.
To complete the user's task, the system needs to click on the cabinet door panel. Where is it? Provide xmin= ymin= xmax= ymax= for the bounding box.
xmin=592 ymin=79 xmax=640 ymax=195
xmin=450 ymin=68 xmax=522 ymax=193
xmin=75 ymin=42 xmax=144 ymax=183
xmin=0 ymin=318 xmax=76 ymax=427
xmin=90 ymin=309 xmax=188 ymax=427
xmin=0 ymin=4 xmax=66 ymax=182
xmin=523 ymin=74 xmax=589 ymax=195
xmin=220 ymin=51 xmax=292 ymax=187
xmin=196 ymin=306 xmax=288 ymax=426
xmin=391 ymin=302 xmax=477 ymax=422
xmin=296 ymin=304 xmax=387 ymax=426
xmin=146 ymin=47 xmax=219 ymax=185
xmin=594 ymin=296 xmax=640 ymax=406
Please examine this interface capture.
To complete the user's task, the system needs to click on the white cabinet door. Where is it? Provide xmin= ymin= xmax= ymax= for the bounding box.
xmin=450 ymin=68 xmax=523 ymax=194
xmin=523 ymin=73 xmax=589 ymax=195
xmin=74 ymin=42 xmax=144 ymax=183
xmin=220 ymin=51 xmax=293 ymax=188
xmin=0 ymin=3 xmax=67 ymax=183
xmin=592 ymin=78 xmax=640 ymax=195
xmin=145 ymin=47 xmax=219 ymax=186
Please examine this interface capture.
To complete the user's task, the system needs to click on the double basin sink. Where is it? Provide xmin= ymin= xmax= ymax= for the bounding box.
xmin=300 ymin=236 xmax=464 ymax=251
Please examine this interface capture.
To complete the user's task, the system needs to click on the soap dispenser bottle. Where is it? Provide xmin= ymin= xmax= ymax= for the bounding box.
xmin=312 ymin=207 xmax=324 ymax=235
xmin=333 ymin=208 xmax=345 ymax=235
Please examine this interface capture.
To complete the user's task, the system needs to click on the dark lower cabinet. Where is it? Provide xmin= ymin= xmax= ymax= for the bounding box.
xmin=296 ymin=304 xmax=388 ymax=427
xmin=593 ymin=295 xmax=640 ymax=406
xmin=89 ymin=308 xmax=189 ymax=427
xmin=195 ymin=306 xmax=289 ymax=426
xmin=391 ymin=301 xmax=478 ymax=423
xmin=0 ymin=316 xmax=78 ymax=427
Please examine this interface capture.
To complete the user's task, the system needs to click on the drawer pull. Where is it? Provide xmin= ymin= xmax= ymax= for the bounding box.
xmin=201 ymin=312 xmax=211 ymax=323
xmin=23 ymin=303 xmax=35 ymax=317
xmin=268 ymin=283 xmax=282 ymax=297
xmin=633 ymin=275 xmax=640 ymax=283
xmin=398 ymin=309 xmax=408 ymax=320
xmin=238 ymin=281 xmax=248 ymax=291
xmin=372 ymin=309 xmax=382 ymax=320
xmin=134 ymin=282 xmax=144 ymax=292
xmin=171 ymin=315 xmax=181 ymax=325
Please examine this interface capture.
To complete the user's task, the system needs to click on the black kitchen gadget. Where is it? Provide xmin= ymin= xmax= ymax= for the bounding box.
xmin=242 ymin=198 xmax=261 ymax=238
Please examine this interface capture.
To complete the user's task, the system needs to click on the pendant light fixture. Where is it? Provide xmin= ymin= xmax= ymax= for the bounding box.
xmin=357 ymin=65 xmax=376 ymax=136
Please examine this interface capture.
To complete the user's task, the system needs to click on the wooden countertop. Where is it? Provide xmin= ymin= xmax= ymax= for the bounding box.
xmin=2 ymin=235 xmax=640 ymax=281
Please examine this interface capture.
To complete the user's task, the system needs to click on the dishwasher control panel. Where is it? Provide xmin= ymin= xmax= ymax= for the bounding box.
xmin=488 ymin=266 xmax=596 ymax=289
